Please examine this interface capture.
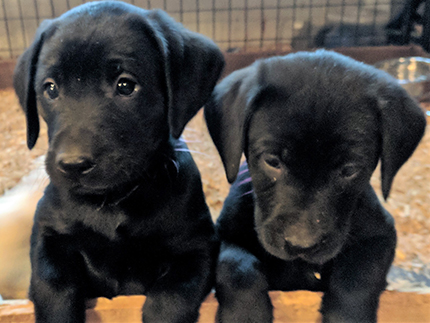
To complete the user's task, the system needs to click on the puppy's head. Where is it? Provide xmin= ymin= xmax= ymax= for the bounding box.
xmin=14 ymin=1 xmax=224 ymax=194
xmin=205 ymin=50 xmax=426 ymax=263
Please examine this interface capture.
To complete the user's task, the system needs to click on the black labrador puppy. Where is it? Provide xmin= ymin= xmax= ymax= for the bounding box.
xmin=13 ymin=1 xmax=224 ymax=322
xmin=204 ymin=50 xmax=426 ymax=322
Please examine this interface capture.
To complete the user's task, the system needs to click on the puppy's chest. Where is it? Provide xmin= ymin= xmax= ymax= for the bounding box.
xmin=61 ymin=201 xmax=170 ymax=240
xmin=50 ymin=202 xmax=182 ymax=297
xmin=77 ymin=232 xmax=168 ymax=298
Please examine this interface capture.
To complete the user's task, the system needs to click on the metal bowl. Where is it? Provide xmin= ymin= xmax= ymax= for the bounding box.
xmin=374 ymin=57 xmax=430 ymax=100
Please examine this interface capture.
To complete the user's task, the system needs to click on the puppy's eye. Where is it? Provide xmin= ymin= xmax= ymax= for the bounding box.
xmin=43 ymin=81 xmax=59 ymax=100
xmin=261 ymin=153 xmax=283 ymax=181
xmin=340 ymin=164 xmax=359 ymax=179
xmin=263 ymin=154 xmax=282 ymax=169
xmin=116 ymin=78 xmax=137 ymax=96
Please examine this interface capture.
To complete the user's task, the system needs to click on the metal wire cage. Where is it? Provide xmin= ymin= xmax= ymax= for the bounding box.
xmin=0 ymin=0 xmax=409 ymax=59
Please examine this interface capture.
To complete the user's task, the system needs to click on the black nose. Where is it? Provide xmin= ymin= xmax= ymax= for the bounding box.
xmin=56 ymin=154 xmax=95 ymax=177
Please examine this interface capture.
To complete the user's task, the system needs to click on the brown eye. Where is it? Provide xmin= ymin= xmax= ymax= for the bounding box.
xmin=340 ymin=164 xmax=359 ymax=179
xmin=264 ymin=154 xmax=282 ymax=169
xmin=44 ymin=82 xmax=59 ymax=100
xmin=116 ymin=78 xmax=137 ymax=96
xmin=261 ymin=153 xmax=283 ymax=181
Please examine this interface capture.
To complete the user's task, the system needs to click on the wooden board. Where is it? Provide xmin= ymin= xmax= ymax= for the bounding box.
xmin=1 ymin=291 xmax=429 ymax=322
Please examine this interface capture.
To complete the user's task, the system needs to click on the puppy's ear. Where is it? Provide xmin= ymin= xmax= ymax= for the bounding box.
xmin=13 ymin=19 xmax=53 ymax=150
xmin=377 ymin=82 xmax=426 ymax=200
xmin=148 ymin=10 xmax=225 ymax=138
xmin=204 ymin=64 xmax=260 ymax=183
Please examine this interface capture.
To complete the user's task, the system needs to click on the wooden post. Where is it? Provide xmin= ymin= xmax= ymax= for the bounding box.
xmin=1 ymin=291 xmax=429 ymax=322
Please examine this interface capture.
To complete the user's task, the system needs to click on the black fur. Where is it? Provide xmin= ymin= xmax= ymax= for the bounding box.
xmin=204 ymin=50 xmax=426 ymax=323
xmin=13 ymin=2 xmax=224 ymax=322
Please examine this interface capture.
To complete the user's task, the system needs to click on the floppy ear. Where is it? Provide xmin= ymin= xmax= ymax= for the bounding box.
xmin=147 ymin=10 xmax=225 ymax=138
xmin=377 ymin=81 xmax=426 ymax=200
xmin=13 ymin=19 xmax=53 ymax=150
xmin=204 ymin=64 xmax=260 ymax=183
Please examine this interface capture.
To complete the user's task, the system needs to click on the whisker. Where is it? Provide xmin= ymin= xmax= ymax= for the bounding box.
xmin=27 ymin=156 xmax=50 ymax=190
xmin=171 ymin=159 xmax=179 ymax=174
xmin=112 ymin=184 xmax=140 ymax=206
xmin=97 ymin=196 xmax=108 ymax=211
xmin=32 ymin=175 xmax=49 ymax=191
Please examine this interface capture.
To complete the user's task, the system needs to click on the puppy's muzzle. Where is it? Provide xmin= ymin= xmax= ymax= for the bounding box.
xmin=259 ymin=211 xmax=337 ymax=261
xmin=270 ymin=211 xmax=325 ymax=250
xmin=283 ymin=226 xmax=321 ymax=250
xmin=56 ymin=152 xmax=95 ymax=179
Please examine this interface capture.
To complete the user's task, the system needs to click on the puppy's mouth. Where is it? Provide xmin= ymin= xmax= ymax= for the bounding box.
xmin=284 ymin=236 xmax=342 ymax=264
xmin=257 ymin=228 xmax=345 ymax=264
xmin=73 ymin=181 xmax=142 ymax=208
xmin=47 ymin=150 xmax=180 ymax=204
xmin=49 ymin=165 xmax=141 ymax=196
xmin=70 ymin=180 xmax=138 ymax=196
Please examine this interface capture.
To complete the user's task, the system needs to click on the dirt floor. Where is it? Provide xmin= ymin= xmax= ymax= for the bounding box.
xmin=0 ymin=87 xmax=429 ymax=297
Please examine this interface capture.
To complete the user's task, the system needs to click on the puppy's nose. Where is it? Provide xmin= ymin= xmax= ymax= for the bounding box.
xmin=56 ymin=154 xmax=95 ymax=177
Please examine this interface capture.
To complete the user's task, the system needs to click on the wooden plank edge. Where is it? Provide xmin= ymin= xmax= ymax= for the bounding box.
xmin=1 ymin=291 xmax=429 ymax=322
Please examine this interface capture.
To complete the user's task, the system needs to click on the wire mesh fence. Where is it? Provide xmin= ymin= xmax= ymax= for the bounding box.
xmin=0 ymin=0 xmax=408 ymax=59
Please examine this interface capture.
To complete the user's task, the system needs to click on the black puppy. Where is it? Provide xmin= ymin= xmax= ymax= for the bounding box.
xmin=205 ymin=50 xmax=426 ymax=322
xmin=13 ymin=2 xmax=224 ymax=322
